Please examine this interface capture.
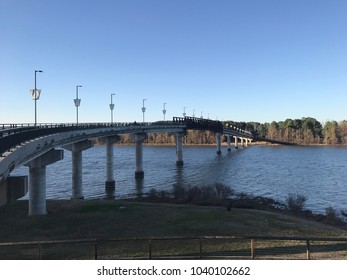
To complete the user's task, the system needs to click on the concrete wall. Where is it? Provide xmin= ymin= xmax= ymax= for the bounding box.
xmin=0 ymin=176 xmax=28 ymax=206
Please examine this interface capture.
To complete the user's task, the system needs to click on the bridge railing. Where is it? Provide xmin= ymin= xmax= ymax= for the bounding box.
xmin=0 ymin=122 xmax=184 ymax=156
xmin=0 ymin=122 xmax=152 ymax=131
xmin=0 ymin=119 xmax=255 ymax=156
xmin=0 ymin=123 xmax=125 ymax=156
xmin=0 ymin=125 xmax=74 ymax=156
xmin=173 ymin=116 xmax=224 ymax=133
xmin=172 ymin=117 xmax=254 ymax=137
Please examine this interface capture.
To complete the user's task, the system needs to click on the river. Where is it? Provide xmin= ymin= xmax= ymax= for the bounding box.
xmin=13 ymin=145 xmax=347 ymax=214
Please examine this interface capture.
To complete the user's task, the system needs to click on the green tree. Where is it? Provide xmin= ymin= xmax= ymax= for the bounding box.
xmin=301 ymin=117 xmax=322 ymax=144
xmin=338 ymin=120 xmax=347 ymax=144
xmin=323 ymin=121 xmax=339 ymax=144
xmin=268 ymin=121 xmax=279 ymax=140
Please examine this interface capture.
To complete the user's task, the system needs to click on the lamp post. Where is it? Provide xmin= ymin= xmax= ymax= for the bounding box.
xmin=183 ymin=107 xmax=187 ymax=118
xmin=193 ymin=109 xmax=195 ymax=118
xmin=32 ymin=70 xmax=43 ymax=126
xmin=74 ymin=85 xmax=82 ymax=125
xmin=110 ymin=93 xmax=115 ymax=124
xmin=142 ymin=99 xmax=146 ymax=123
xmin=162 ymin=103 xmax=167 ymax=121
xmin=201 ymin=111 xmax=203 ymax=119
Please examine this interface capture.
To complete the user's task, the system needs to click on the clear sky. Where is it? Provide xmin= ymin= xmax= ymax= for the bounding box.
xmin=1 ymin=0 xmax=347 ymax=124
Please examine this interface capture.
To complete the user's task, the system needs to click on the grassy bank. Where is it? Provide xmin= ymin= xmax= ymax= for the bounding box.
xmin=0 ymin=200 xmax=346 ymax=243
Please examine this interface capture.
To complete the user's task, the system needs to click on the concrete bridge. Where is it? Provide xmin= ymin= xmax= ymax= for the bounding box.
xmin=0 ymin=117 xmax=253 ymax=215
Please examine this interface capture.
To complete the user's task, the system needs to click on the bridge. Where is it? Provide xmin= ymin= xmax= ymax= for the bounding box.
xmin=0 ymin=117 xmax=253 ymax=215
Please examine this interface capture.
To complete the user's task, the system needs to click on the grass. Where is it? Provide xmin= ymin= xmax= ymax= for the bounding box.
xmin=0 ymin=199 xmax=346 ymax=243
xmin=1 ymin=200 xmax=347 ymax=259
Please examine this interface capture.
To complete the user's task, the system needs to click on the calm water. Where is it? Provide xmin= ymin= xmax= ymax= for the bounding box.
xmin=13 ymin=145 xmax=347 ymax=214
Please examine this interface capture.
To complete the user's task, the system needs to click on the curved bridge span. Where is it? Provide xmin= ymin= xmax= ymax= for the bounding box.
xmin=0 ymin=117 xmax=253 ymax=215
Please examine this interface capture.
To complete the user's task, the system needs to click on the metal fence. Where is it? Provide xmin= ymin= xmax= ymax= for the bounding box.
xmin=1 ymin=235 xmax=347 ymax=260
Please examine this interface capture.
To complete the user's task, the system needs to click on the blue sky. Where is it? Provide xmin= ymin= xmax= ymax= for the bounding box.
xmin=1 ymin=0 xmax=347 ymax=124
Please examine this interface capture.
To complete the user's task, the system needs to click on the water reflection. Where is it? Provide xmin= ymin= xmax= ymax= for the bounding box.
xmin=135 ymin=178 xmax=144 ymax=196
xmin=174 ymin=165 xmax=184 ymax=188
xmin=104 ymin=188 xmax=115 ymax=200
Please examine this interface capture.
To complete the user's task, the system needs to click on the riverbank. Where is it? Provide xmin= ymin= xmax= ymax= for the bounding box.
xmin=0 ymin=200 xmax=346 ymax=243
xmin=96 ymin=141 xmax=347 ymax=147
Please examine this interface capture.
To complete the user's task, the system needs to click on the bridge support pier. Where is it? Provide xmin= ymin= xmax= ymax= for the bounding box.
xmin=102 ymin=135 xmax=120 ymax=191
xmin=240 ymin=137 xmax=244 ymax=148
xmin=176 ymin=132 xmax=185 ymax=166
xmin=245 ymin=138 xmax=248 ymax=147
xmin=25 ymin=149 xmax=64 ymax=215
xmin=233 ymin=136 xmax=239 ymax=149
xmin=64 ymin=140 xmax=93 ymax=199
xmin=226 ymin=135 xmax=231 ymax=152
xmin=216 ymin=133 xmax=222 ymax=155
xmin=134 ymin=133 xmax=147 ymax=179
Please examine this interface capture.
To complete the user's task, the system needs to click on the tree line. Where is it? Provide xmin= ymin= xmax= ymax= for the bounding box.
xmin=94 ymin=117 xmax=347 ymax=145
xmin=226 ymin=118 xmax=347 ymax=145
xmin=115 ymin=130 xmax=218 ymax=145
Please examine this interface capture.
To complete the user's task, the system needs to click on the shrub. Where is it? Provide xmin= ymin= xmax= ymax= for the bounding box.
xmin=146 ymin=188 xmax=171 ymax=203
xmin=215 ymin=183 xmax=234 ymax=200
xmin=227 ymin=194 xmax=284 ymax=211
xmin=147 ymin=188 xmax=159 ymax=201
xmin=285 ymin=193 xmax=307 ymax=215
xmin=325 ymin=207 xmax=343 ymax=225
xmin=155 ymin=183 xmax=233 ymax=206
xmin=173 ymin=184 xmax=186 ymax=202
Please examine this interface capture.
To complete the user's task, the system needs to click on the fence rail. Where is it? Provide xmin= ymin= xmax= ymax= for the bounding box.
xmin=1 ymin=235 xmax=347 ymax=260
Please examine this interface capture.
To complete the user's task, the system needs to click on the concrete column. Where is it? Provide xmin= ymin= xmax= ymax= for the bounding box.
xmin=64 ymin=140 xmax=93 ymax=199
xmin=234 ymin=136 xmax=239 ymax=149
xmin=240 ymin=137 xmax=244 ymax=147
xmin=25 ymin=149 xmax=64 ymax=215
xmin=103 ymin=135 xmax=120 ymax=191
xmin=29 ymin=165 xmax=46 ymax=215
xmin=226 ymin=134 xmax=231 ymax=152
xmin=245 ymin=138 xmax=248 ymax=147
xmin=72 ymin=150 xmax=83 ymax=198
xmin=176 ymin=132 xmax=185 ymax=166
xmin=216 ymin=132 xmax=222 ymax=155
xmin=106 ymin=140 xmax=114 ymax=185
xmin=134 ymin=133 xmax=147 ymax=179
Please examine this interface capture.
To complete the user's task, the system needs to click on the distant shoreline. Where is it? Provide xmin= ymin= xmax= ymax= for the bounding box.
xmin=93 ymin=141 xmax=347 ymax=147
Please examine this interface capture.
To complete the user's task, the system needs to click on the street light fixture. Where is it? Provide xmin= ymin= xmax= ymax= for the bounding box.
xmin=193 ymin=109 xmax=195 ymax=118
xmin=110 ymin=93 xmax=115 ymax=124
xmin=162 ymin=103 xmax=167 ymax=121
xmin=201 ymin=111 xmax=203 ymax=119
xmin=183 ymin=107 xmax=187 ymax=118
xmin=74 ymin=85 xmax=82 ymax=125
xmin=31 ymin=70 xmax=43 ymax=126
xmin=142 ymin=99 xmax=146 ymax=123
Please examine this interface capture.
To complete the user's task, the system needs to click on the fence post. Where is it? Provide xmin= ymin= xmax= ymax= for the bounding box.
xmin=199 ymin=238 xmax=203 ymax=259
xmin=94 ymin=241 xmax=98 ymax=260
xmin=148 ymin=238 xmax=152 ymax=260
xmin=38 ymin=242 xmax=42 ymax=260
xmin=306 ymin=240 xmax=311 ymax=260
xmin=251 ymin=239 xmax=255 ymax=260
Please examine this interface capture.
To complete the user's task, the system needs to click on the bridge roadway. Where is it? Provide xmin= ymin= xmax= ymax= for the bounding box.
xmin=0 ymin=117 xmax=253 ymax=215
